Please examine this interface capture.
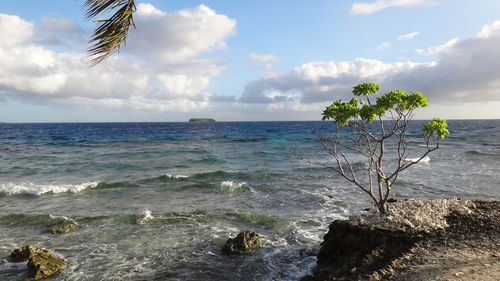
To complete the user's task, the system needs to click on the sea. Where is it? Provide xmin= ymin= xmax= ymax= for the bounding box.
xmin=0 ymin=120 xmax=499 ymax=280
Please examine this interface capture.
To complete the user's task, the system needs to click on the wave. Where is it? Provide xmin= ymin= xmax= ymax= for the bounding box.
xmin=220 ymin=181 xmax=250 ymax=193
xmin=0 ymin=213 xmax=75 ymax=227
xmin=0 ymin=181 xmax=99 ymax=196
xmin=142 ymin=174 xmax=189 ymax=184
xmin=192 ymin=170 xmax=231 ymax=181
xmin=0 ymin=210 xmax=286 ymax=231
xmin=137 ymin=209 xmax=155 ymax=224
xmin=403 ymin=156 xmax=430 ymax=163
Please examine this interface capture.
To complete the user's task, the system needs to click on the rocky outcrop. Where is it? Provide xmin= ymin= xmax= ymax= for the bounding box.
xmin=222 ymin=231 xmax=262 ymax=255
xmin=305 ymin=220 xmax=420 ymax=280
xmin=301 ymin=200 xmax=500 ymax=281
xmin=50 ymin=222 xmax=80 ymax=234
xmin=10 ymin=245 xmax=68 ymax=280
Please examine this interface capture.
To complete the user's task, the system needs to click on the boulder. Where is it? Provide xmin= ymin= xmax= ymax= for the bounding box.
xmin=10 ymin=245 xmax=67 ymax=280
xmin=222 ymin=231 xmax=261 ymax=255
xmin=302 ymin=220 xmax=418 ymax=280
xmin=50 ymin=222 xmax=80 ymax=234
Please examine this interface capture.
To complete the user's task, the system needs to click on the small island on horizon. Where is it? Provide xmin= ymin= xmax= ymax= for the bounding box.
xmin=189 ymin=118 xmax=216 ymax=122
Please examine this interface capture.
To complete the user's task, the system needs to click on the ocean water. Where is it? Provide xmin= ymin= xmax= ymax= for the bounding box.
xmin=0 ymin=120 xmax=499 ymax=280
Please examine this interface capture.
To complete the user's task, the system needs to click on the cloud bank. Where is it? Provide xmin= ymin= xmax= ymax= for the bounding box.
xmin=0 ymin=4 xmax=236 ymax=112
xmin=240 ymin=20 xmax=500 ymax=107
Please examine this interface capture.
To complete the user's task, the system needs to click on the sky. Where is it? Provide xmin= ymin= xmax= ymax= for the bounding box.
xmin=1 ymin=0 xmax=500 ymax=122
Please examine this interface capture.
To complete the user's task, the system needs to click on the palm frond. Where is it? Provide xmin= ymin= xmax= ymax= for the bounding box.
xmin=84 ymin=0 xmax=136 ymax=66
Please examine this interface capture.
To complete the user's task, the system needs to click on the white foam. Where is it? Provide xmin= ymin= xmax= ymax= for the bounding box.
xmin=0 ymin=182 xmax=99 ymax=196
xmin=165 ymin=174 xmax=188 ymax=179
xmin=49 ymin=214 xmax=77 ymax=224
xmin=138 ymin=209 xmax=155 ymax=224
xmin=403 ymin=156 xmax=430 ymax=163
xmin=220 ymin=180 xmax=248 ymax=192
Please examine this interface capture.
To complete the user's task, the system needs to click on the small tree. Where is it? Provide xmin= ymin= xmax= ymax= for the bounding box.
xmin=320 ymin=82 xmax=449 ymax=213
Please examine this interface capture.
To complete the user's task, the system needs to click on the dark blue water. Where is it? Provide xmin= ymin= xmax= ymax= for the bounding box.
xmin=0 ymin=120 xmax=499 ymax=280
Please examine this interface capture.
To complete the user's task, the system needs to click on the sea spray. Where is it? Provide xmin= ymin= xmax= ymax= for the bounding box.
xmin=220 ymin=181 xmax=250 ymax=192
xmin=165 ymin=174 xmax=188 ymax=180
xmin=402 ymin=156 xmax=430 ymax=163
xmin=138 ymin=209 xmax=155 ymax=224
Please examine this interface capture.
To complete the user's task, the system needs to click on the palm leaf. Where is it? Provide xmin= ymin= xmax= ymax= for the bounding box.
xmin=84 ymin=0 xmax=136 ymax=66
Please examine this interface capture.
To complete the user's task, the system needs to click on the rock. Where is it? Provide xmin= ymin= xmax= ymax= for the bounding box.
xmin=50 ymin=222 xmax=80 ymax=234
xmin=222 ymin=231 xmax=261 ymax=255
xmin=10 ymin=245 xmax=67 ymax=280
xmin=310 ymin=220 xmax=419 ymax=280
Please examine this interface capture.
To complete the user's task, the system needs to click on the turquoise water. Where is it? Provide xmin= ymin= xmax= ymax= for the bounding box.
xmin=0 ymin=121 xmax=499 ymax=280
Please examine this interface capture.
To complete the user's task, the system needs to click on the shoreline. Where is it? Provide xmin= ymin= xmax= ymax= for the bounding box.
xmin=302 ymin=200 xmax=500 ymax=281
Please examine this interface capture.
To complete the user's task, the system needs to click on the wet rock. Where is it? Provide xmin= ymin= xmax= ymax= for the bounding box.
xmin=10 ymin=245 xmax=67 ymax=280
xmin=50 ymin=222 xmax=80 ymax=234
xmin=222 ymin=231 xmax=261 ymax=255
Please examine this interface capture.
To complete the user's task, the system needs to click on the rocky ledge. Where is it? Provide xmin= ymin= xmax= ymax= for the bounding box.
xmin=10 ymin=245 xmax=67 ymax=280
xmin=302 ymin=200 xmax=500 ymax=281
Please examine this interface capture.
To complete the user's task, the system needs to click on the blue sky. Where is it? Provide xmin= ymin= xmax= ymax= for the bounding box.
xmin=1 ymin=0 xmax=500 ymax=122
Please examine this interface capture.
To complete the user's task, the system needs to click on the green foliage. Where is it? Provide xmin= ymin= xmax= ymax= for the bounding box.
xmin=322 ymin=98 xmax=359 ymax=125
xmin=322 ymin=82 xmax=433 ymax=125
xmin=352 ymin=82 xmax=380 ymax=96
xmin=424 ymin=118 xmax=449 ymax=139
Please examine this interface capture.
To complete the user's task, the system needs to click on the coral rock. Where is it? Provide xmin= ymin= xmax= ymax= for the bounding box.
xmin=50 ymin=222 xmax=80 ymax=234
xmin=10 ymin=245 xmax=67 ymax=280
xmin=222 ymin=231 xmax=261 ymax=255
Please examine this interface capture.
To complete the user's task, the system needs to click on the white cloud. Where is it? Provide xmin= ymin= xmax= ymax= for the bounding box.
xmin=477 ymin=20 xmax=500 ymax=39
xmin=415 ymin=38 xmax=459 ymax=55
xmin=0 ymin=14 xmax=33 ymax=46
xmin=398 ymin=31 xmax=420 ymax=40
xmin=0 ymin=4 xmax=236 ymax=113
xmin=125 ymin=4 xmax=236 ymax=63
xmin=240 ymin=20 xmax=500 ymax=108
xmin=377 ymin=41 xmax=391 ymax=50
xmin=351 ymin=0 xmax=438 ymax=15
xmin=240 ymin=59 xmax=433 ymax=104
xmin=248 ymin=53 xmax=280 ymax=70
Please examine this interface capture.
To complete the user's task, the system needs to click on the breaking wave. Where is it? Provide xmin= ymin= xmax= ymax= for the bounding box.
xmin=0 ymin=182 xmax=99 ymax=196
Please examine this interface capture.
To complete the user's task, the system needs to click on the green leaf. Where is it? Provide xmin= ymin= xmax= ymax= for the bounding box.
xmin=423 ymin=118 xmax=449 ymax=139
xmin=359 ymin=104 xmax=377 ymax=123
xmin=84 ymin=0 xmax=137 ymax=66
xmin=352 ymin=82 xmax=380 ymax=96
xmin=322 ymin=98 xmax=359 ymax=125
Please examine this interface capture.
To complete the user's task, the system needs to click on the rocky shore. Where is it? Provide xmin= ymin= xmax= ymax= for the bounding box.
xmin=302 ymin=199 xmax=500 ymax=281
